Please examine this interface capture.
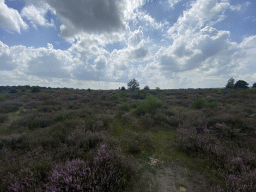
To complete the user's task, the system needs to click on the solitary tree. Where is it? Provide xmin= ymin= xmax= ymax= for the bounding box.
xmin=234 ymin=80 xmax=249 ymax=89
xmin=127 ymin=78 xmax=140 ymax=91
xmin=225 ymin=78 xmax=235 ymax=89
xmin=144 ymin=85 xmax=150 ymax=90
xmin=121 ymin=86 xmax=126 ymax=91
xmin=253 ymin=83 xmax=256 ymax=88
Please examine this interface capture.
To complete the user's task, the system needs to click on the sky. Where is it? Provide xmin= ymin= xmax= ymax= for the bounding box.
xmin=0 ymin=0 xmax=256 ymax=90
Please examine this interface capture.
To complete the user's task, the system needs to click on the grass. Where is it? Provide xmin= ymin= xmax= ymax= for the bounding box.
xmin=0 ymin=87 xmax=256 ymax=191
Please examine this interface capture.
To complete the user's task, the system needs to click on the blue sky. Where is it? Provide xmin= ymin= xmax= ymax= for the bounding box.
xmin=0 ymin=0 xmax=256 ymax=90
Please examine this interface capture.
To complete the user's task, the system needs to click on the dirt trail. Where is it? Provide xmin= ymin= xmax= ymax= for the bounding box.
xmin=147 ymin=158 xmax=211 ymax=192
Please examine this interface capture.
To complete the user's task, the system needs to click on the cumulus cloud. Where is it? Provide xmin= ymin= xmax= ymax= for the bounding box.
xmin=21 ymin=4 xmax=54 ymax=29
xmin=0 ymin=0 xmax=28 ymax=33
xmin=155 ymin=0 xmax=241 ymax=78
xmin=44 ymin=0 xmax=129 ymax=38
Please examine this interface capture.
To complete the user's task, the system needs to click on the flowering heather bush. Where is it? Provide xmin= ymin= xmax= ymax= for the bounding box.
xmin=0 ymin=100 xmax=22 ymax=113
xmin=24 ymin=100 xmax=43 ymax=109
xmin=2 ymin=168 xmax=38 ymax=191
xmin=0 ymin=133 xmax=28 ymax=150
xmin=45 ymin=144 xmax=135 ymax=192
xmin=176 ymin=120 xmax=256 ymax=191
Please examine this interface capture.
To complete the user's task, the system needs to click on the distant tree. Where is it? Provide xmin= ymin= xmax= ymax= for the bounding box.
xmin=31 ymin=86 xmax=40 ymax=93
xmin=121 ymin=86 xmax=126 ymax=91
xmin=253 ymin=83 xmax=256 ymax=88
xmin=225 ymin=78 xmax=235 ymax=89
xmin=9 ymin=88 xmax=17 ymax=93
xmin=234 ymin=80 xmax=249 ymax=89
xmin=127 ymin=78 xmax=140 ymax=91
xmin=156 ymin=87 xmax=160 ymax=91
xmin=144 ymin=85 xmax=150 ymax=90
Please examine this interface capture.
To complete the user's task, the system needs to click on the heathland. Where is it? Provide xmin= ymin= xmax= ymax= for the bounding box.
xmin=0 ymin=86 xmax=256 ymax=191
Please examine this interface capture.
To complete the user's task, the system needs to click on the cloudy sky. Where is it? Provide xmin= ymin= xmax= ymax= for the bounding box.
xmin=0 ymin=0 xmax=256 ymax=90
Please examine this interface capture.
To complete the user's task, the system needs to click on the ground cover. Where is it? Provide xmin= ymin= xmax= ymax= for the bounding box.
xmin=0 ymin=87 xmax=255 ymax=191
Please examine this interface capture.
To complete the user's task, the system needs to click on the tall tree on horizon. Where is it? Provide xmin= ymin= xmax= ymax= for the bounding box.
xmin=127 ymin=78 xmax=140 ymax=91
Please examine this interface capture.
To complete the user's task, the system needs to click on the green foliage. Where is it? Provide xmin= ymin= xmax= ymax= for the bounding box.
xmin=31 ymin=86 xmax=40 ymax=93
xmin=9 ymin=89 xmax=17 ymax=94
xmin=205 ymin=102 xmax=218 ymax=109
xmin=240 ymin=89 xmax=256 ymax=94
xmin=234 ymin=80 xmax=249 ymax=89
xmin=225 ymin=78 xmax=234 ymax=89
xmin=119 ymin=92 xmax=127 ymax=98
xmin=121 ymin=86 xmax=126 ymax=91
xmin=127 ymin=78 xmax=140 ymax=91
xmin=191 ymin=94 xmax=206 ymax=109
xmin=0 ymin=95 xmax=7 ymax=101
xmin=121 ymin=102 xmax=132 ymax=111
xmin=131 ymin=90 xmax=147 ymax=99
xmin=133 ymin=95 xmax=163 ymax=116
xmin=144 ymin=85 xmax=150 ymax=90
xmin=87 ymin=88 xmax=92 ymax=92
xmin=253 ymin=83 xmax=256 ymax=88
xmin=155 ymin=87 xmax=160 ymax=91
xmin=191 ymin=94 xmax=217 ymax=109
xmin=213 ymin=89 xmax=222 ymax=94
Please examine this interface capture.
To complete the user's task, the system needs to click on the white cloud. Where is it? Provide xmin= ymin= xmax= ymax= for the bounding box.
xmin=0 ymin=0 xmax=28 ymax=33
xmin=93 ymin=55 xmax=107 ymax=71
xmin=21 ymin=4 xmax=54 ymax=29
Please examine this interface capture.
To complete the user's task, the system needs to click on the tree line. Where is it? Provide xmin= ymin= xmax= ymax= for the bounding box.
xmin=225 ymin=78 xmax=256 ymax=89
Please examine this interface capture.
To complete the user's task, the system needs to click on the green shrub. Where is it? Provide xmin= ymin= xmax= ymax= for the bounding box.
xmin=191 ymin=95 xmax=206 ymax=109
xmin=121 ymin=102 xmax=132 ymax=111
xmin=0 ymin=95 xmax=7 ymax=101
xmin=131 ymin=90 xmax=147 ymax=99
xmin=205 ymin=102 xmax=218 ymax=109
xmin=213 ymin=89 xmax=222 ymax=94
xmin=31 ymin=86 xmax=40 ymax=93
xmin=133 ymin=95 xmax=163 ymax=116
xmin=119 ymin=92 xmax=127 ymax=98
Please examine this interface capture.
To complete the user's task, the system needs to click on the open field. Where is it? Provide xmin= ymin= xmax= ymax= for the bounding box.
xmin=0 ymin=86 xmax=256 ymax=191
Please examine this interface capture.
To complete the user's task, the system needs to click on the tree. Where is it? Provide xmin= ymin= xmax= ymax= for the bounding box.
xmin=127 ymin=78 xmax=140 ymax=91
xmin=31 ymin=86 xmax=40 ymax=93
xmin=234 ymin=80 xmax=249 ymax=89
xmin=121 ymin=86 xmax=126 ymax=91
xmin=253 ymin=83 xmax=256 ymax=88
xmin=225 ymin=78 xmax=234 ymax=89
xmin=144 ymin=85 xmax=150 ymax=90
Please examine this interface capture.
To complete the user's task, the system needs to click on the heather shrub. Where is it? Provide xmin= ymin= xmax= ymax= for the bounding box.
xmin=2 ymin=168 xmax=38 ymax=191
xmin=45 ymin=144 xmax=135 ymax=192
xmin=131 ymin=90 xmax=147 ymax=99
xmin=0 ymin=114 xmax=8 ymax=123
xmin=119 ymin=91 xmax=127 ymax=98
xmin=139 ymin=113 xmax=154 ymax=130
xmin=9 ymin=88 xmax=17 ymax=94
xmin=10 ymin=113 xmax=54 ymax=131
xmin=125 ymin=133 xmax=154 ymax=156
xmin=37 ymin=105 xmax=61 ymax=113
xmin=0 ymin=101 xmax=22 ymax=113
xmin=121 ymin=102 xmax=132 ymax=111
xmin=23 ymin=100 xmax=43 ymax=109
xmin=133 ymin=95 xmax=163 ymax=116
xmin=0 ymin=133 xmax=28 ymax=150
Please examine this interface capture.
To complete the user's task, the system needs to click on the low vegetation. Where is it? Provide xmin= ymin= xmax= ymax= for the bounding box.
xmin=0 ymin=83 xmax=256 ymax=191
